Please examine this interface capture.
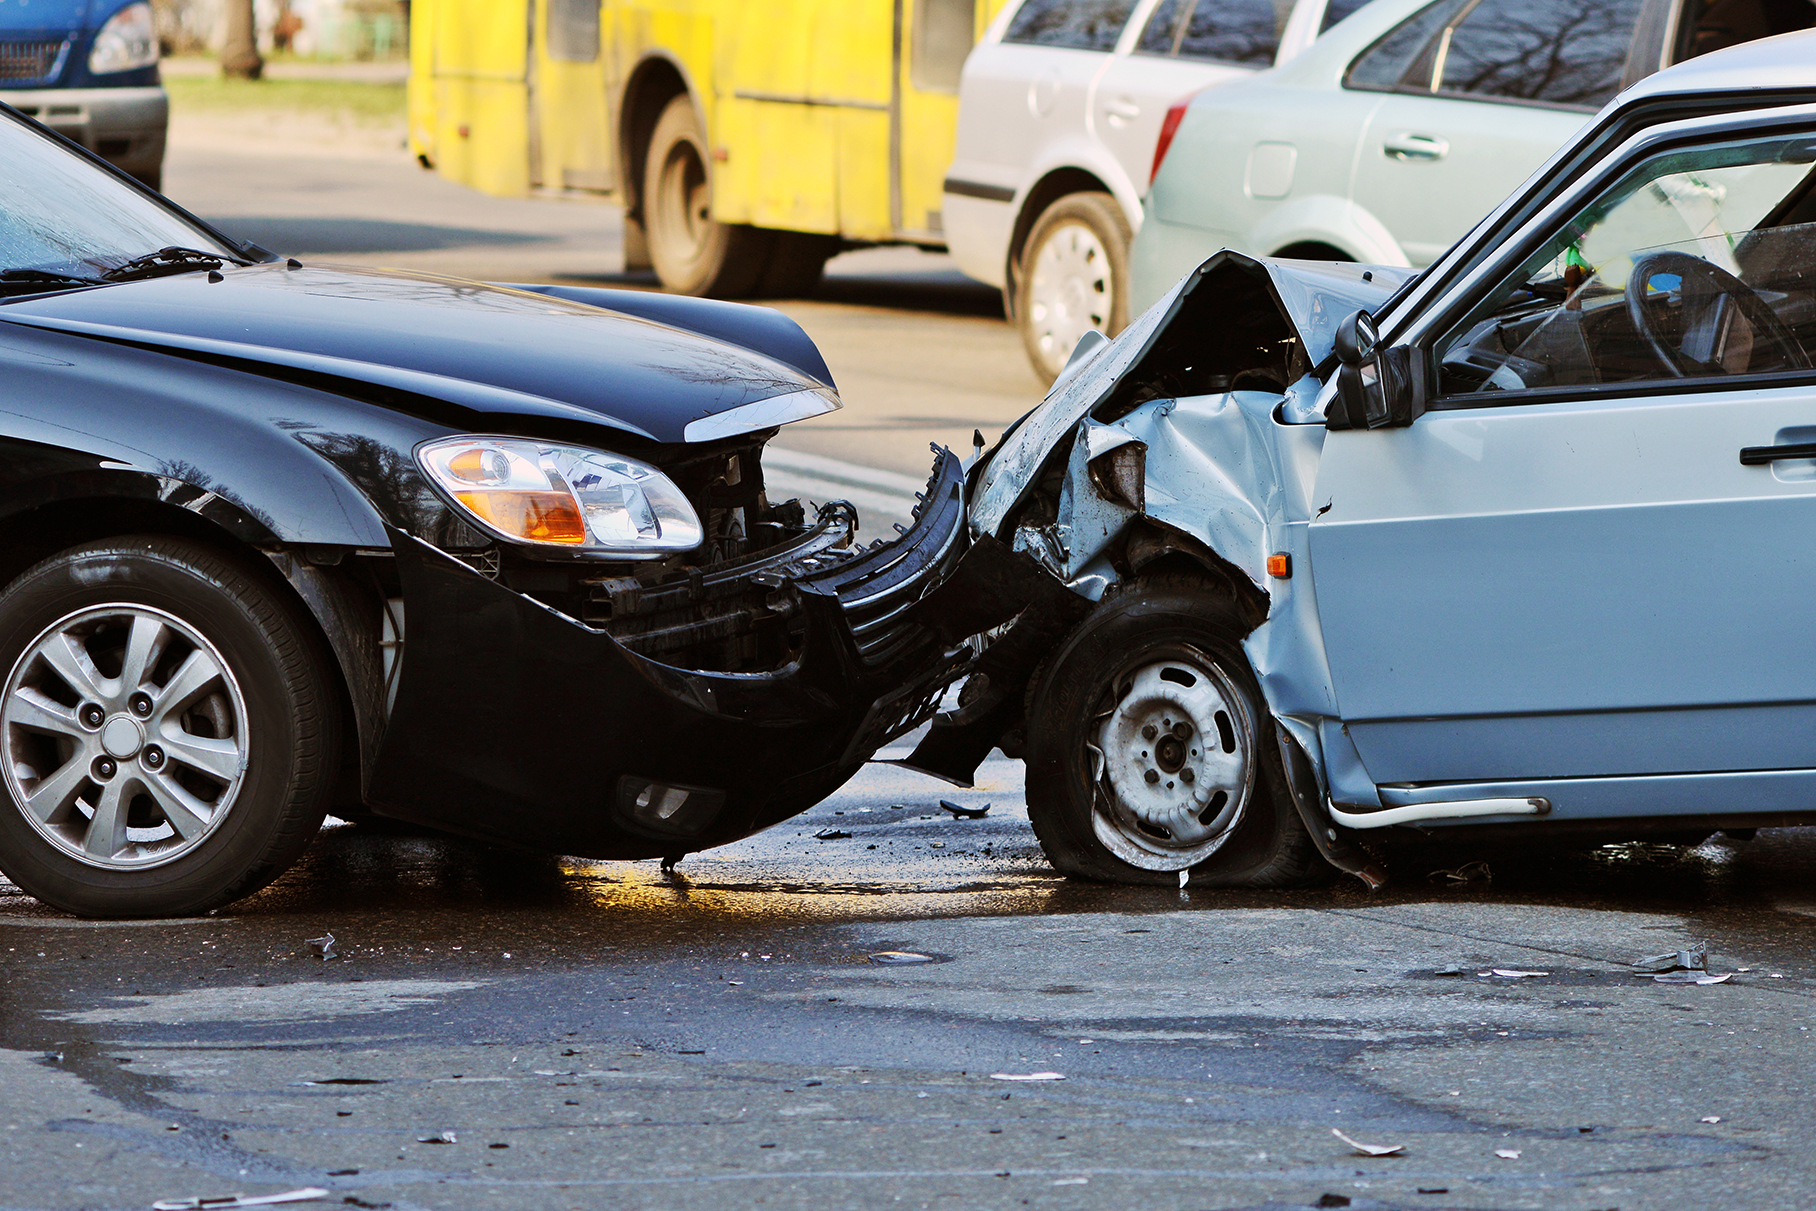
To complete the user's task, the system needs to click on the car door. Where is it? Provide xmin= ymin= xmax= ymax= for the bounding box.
xmin=1090 ymin=0 xmax=1282 ymax=193
xmin=1309 ymin=114 xmax=1816 ymax=789
xmin=1346 ymin=0 xmax=1645 ymax=265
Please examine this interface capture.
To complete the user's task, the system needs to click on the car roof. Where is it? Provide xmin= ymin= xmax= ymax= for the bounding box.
xmin=1623 ymin=29 xmax=1816 ymax=104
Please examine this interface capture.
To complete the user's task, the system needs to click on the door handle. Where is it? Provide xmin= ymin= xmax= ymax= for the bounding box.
xmin=1103 ymin=98 xmax=1140 ymax=120
xmin=1382 ymin=132 xmax=1449 ymax=161
xmin=1740 ymin=441 xmax=1816 ymax=464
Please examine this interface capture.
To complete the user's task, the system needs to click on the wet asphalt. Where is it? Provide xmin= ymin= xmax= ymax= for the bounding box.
xmin=5 ymin=741 xmax=1816 ymax=1211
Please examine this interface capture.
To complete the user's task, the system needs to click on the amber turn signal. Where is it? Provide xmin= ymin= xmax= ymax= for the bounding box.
xmin=455 ymin=490 xmax=587 ymax=544
xmin=1266 ymin=552 xmax=1292 ymax=579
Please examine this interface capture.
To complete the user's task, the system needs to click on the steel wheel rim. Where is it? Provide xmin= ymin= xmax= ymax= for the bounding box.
xmin=1028 ymin=220 xmax=1113 ymax=374
xmin=1087 ymin=646 xmax=1254 ymax=870
xmin=3 ymin=604 xmax=250 ymax=871
xmin=655 ymin=138 xmax=711 ymax=262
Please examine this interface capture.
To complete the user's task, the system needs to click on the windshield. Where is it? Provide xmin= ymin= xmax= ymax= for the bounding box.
xmin=0 ymin=111 xmax=238 ymax=283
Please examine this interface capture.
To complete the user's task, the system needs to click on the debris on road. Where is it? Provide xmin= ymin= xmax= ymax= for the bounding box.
xmin=1701 ymin=1115 xmax=1722 ymax=1123
xmin=1433 ymin=963 xmax=1465 ymax=976
xmin=1490 ymin=969 xmax=1550 ymax=978
xmin=939 ymin=800 xmax=990 ymax=819
xmin=1633 ymin=945 xmax=1706 ymax=973
xmin=416 ymin=1131 xmax=457 ymax=1144
xmin=868 ymin=950 xmax=934 ymax=965
xmin=304 ymin=934 xmax=338 ymax=960
xmin=1429 ymin=861 xmax=1492 ymax=885
xmin=991 ymin=1072 xmax=1065 ymax=1081
xmin=1331 ymin=1127 xmax=1404 ymax=1157
xmin=1653 ymin=971 xmax=1733 ymax=985
xmin=153 ymin=1190 xmax=329 ymax=1210
xmin=1494 ymin=1148 xmax=1522 ymax=1159
xmin=814 ymin=828 xmax=852 ymax=840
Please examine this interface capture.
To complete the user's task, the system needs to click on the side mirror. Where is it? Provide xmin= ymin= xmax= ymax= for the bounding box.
xmin=1328 ymin=309 xmax=1426 ymax=430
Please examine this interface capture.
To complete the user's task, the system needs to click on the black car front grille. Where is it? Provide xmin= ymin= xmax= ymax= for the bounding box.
xmin=807 ymin=445 xmax=969 ymax=667
xmin=0 ymin=39 xmax=69 ymax=83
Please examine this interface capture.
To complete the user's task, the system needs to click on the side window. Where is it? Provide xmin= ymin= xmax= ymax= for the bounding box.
xmin=1320 ymin=0 xmax=1377 ymax=34
xmin=546 ymin=0 xmax=600 ymax=63
xmin=1138 ymin=0 xmax=1291 ymax=64
xmin=1344 ymin=0 xmax=1467 ymax=90
xmin=1435 ymin=0 xmax=1646 ymax=109
xmin=913 ymin=0 xmax=978 ymax=91
xmin=1002 ymin=0 xmax=1139 ymax=50
xmin=1676 ymin=0 xmax=1816 ymax=63
xmin=1436 ymin=132 xmax=1816 ymax=400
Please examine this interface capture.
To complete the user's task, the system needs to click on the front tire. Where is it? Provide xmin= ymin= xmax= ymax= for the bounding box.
xmin=644 ymin=96 xmax=773 ymax=297
xmin=0 ymin=537 xmax=339 ymax=918
xmin=1024 ymin=579 xmax=1320 ymax=887
xmin=1015 ymin=191 xmax=1132 ymax=384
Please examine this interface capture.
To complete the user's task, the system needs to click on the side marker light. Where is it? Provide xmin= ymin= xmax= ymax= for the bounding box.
xmin=1266 ymin=553 xmax=1292 ymax=579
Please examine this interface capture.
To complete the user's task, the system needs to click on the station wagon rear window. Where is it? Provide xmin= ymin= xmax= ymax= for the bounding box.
xmin=1003 ymin=0 xmax=1139 ymax=51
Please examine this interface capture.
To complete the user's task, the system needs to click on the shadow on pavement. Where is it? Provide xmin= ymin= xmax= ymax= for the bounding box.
xmin=202 ymin=216 xmax=559 ymax=255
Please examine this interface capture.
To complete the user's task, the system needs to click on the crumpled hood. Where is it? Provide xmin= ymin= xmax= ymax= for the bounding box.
xmin=0 ymin=263 xmax=836 ymax=444
xmin=970 ymin=251 xmax=1413 ymax=538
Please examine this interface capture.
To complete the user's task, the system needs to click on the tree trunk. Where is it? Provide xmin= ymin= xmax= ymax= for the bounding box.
xmin=221 ymin=0 xmax=263 ymax=79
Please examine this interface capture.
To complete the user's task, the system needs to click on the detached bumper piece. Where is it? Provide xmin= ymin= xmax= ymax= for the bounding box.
xmin=365 ymin=447 xmax=971 ymax=859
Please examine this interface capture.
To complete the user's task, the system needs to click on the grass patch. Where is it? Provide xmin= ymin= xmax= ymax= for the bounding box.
xmin=165 ymin=75 xmax=405 ymax=122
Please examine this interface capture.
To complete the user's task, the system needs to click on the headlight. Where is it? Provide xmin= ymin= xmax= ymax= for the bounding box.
xmin=89 ymin=2 xmax=159 ymax=73
xmin=418 ymin=437 xmax=703 ymax=556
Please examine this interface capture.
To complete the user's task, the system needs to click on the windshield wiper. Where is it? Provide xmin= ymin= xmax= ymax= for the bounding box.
xmin=101 ymin=246 xmax=246 ymax=283
xmin=0 ymin=267 xmax=109 ymax=296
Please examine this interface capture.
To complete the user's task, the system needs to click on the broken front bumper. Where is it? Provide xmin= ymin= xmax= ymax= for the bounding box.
xmin=364 ymin=448 xmax=973 ymax=858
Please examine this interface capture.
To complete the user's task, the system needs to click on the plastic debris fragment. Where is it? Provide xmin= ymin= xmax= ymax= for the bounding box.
xmin=868 ymin=951 xmax=934 ymax=965
xmin=813 ymin=828 xmax=852 ymax=840
xmin=1433 ymin=964 xmax=1465 ymax=976
xmin=939 ymin=800 xmax=990 ymax=819
xmin=1491 ymin=969 xmax=1549 ymax=978
xmin=1494 ymin=1148 xmax=1521 ymax=1159
xmin=417 ymin=1131 xmax=456 ymax=1144
xmin=304 ymin=934 xmax=337 ymax=960
xmin=1633 ymin=945 xmax=1706 ymax=973
xmin=1331 ymin=1128 xmax=1404 ymax=1157
xmin=1701 ymin=1115 xmax=1722 ymax=1123
xmin=990 ymin=1072 xmax=1064 ymax=1081
xmin=1653 ymin=971 xmax=1732 ymax=984
xmin=1428 ymin=861 xmax=1491 ymax=885
xmin=153 ymin=1190 xmax=328 ymax=1210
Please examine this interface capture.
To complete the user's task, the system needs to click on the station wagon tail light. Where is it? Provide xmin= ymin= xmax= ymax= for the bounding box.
xmin=89 ymin=2 xmax=159 ymax=74
xmin=1150 ymin=94 xmax=1196 ymax=188
xmin=418 ymin=437 xmax=703 ymax=556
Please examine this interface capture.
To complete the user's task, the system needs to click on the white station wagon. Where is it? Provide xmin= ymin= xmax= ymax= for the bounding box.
xmin=941 ymin=0 xmax=1376 ymax=381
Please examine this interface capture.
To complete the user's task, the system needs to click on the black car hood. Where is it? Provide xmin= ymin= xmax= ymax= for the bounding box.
xmin=0 ymin=263 xmax=835 ymax=444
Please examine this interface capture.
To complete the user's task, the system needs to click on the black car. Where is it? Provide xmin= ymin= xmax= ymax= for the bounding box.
xmin=0 ymin=106 xmax=982 ymax=918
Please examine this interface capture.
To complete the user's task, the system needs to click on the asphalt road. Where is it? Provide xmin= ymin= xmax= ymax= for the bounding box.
xmin=3 ymin=130 xmax=1816 ymax=1211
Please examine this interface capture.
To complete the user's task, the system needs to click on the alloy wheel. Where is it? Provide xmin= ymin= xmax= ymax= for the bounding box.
xmin=3 ymin=604 xmax=249 ymax=869
xmin=1027 ymin=220 xmax=1114 ymax=374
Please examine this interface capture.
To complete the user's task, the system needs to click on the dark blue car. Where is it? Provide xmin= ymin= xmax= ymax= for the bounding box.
xmin=1 ymin=0 xmax=165 ymax=189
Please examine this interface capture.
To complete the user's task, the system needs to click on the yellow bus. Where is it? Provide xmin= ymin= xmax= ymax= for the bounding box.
xmin=408 ymin=0 xmax=1006 ymax=296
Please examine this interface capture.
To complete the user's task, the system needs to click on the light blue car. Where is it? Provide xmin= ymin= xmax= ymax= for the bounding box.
xmin=912 ymin=31 xmax=1816 ymax=888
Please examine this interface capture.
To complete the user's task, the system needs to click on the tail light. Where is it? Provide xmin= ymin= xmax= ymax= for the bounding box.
xmin=1149 ymin=95 xmax=1196 ymax=188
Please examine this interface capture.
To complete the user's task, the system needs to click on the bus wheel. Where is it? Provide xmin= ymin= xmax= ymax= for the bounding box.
xmin=644 ymin=96 xmax=771 ymax=297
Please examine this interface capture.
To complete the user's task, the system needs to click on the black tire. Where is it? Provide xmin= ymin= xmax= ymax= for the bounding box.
xmin=644 ymin=96 xmax=773 ymax=297
xmin=1015 ymin=191 xmax=1132 ymax=385
xmin=1024 ymin=578 xmax=1320 ymax=887
xmin=0 ymin=536 xmax=339 ymax=918
xmin=754 ymin=229 xmax=839 ymax=297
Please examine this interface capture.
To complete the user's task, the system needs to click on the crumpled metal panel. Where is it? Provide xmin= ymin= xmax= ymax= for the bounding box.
xmin=969 ymin=253 xmax=1409 ymax=539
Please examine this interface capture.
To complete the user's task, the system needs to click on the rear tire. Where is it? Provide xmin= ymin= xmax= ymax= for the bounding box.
xmin=1015 ymin=191 xmax=1131 ymax=384
xmin=1024 ymin=579 xmax=1320 ymax=887
xmin=644 ymin=96 xmax=772 ymax=297
xmin=0 ymin=537 xmax=339 ymax=918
